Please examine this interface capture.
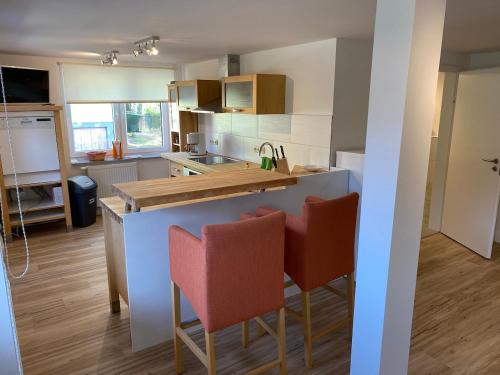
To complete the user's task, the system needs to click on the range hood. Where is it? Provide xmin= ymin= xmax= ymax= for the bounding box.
xmin=190 ymin=54 xmax=239 ymax=114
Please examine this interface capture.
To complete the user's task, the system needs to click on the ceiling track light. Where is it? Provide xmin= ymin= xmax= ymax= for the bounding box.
xmin=100 ymin=50 xmax=119 ymax=65
xmin=133 ymin=36 xmax=160 ymax=57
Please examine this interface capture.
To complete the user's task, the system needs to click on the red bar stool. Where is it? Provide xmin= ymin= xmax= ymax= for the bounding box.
xmin=169 ymin=211 xmax=288 ymax=375
xmin=241 ymin=193 xmax=359 ymax=368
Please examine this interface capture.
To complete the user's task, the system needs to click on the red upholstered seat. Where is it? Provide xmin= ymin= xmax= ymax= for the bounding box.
xmin=241 ymin=193 xmax=359 ymax=368
xmin=248 ymin=193 xmax=359 ymax=292
xmin=169 ymin=211 xmax=286 ymax=333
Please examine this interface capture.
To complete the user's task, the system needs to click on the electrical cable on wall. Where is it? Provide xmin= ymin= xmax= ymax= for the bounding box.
xmin=0 ymin=66 xmax=30 ymax=279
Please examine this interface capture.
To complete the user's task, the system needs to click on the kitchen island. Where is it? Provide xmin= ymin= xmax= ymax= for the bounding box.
xmin=101 ymin=167 xmax=349 ymax=352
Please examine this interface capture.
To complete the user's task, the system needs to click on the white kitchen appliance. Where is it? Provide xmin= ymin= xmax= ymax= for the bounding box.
xmin=0 ymin=111 xmax=60 ymax=175
xmin=186 ymin=132 xmax=206 ymax=156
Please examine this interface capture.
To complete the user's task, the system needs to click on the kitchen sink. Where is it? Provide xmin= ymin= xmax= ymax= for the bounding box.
xmin=189 ymin=155 xmax=239 ymax=165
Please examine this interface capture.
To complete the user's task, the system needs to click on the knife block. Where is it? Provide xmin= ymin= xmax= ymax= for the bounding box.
xmin=274 ymin=158 xmax=291 ymax=175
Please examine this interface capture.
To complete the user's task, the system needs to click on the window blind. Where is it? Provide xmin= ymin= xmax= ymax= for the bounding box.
xmin=60 ymin=63 xmax=175 ymax=103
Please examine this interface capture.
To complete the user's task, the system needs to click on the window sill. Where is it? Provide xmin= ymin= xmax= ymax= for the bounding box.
xmin=71 ymin=153 xmax=165 ymax=166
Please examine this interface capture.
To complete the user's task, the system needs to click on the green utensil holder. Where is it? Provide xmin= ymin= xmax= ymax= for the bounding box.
xmin=260 ymin=156 xmax=273 ymax=170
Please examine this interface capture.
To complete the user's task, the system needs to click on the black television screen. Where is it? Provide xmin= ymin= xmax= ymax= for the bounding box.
xmin=1 ymin=66 xmax=50 ymax=104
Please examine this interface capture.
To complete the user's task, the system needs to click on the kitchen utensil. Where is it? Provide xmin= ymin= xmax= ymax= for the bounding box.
xmin=280 ymin=145 xmax=285 ymax=159
xmin=275 ymin=148 xmax=280 ymax=159
xmin=260 ymin=156 xmax=273 ymax=170
xmin=275 ymin=158 xmax=291 ymax=175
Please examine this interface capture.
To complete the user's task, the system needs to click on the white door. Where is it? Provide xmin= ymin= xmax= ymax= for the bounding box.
xmin=441 ymin=71 xmax=500 ymax=258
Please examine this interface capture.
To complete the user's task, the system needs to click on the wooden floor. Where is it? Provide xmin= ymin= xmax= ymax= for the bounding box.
xmin=6 ymin=219 xmax=500 ymax=374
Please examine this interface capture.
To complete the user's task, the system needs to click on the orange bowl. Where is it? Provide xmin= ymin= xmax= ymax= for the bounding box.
xmin=86 ymin=151 xmax=107 ymax=161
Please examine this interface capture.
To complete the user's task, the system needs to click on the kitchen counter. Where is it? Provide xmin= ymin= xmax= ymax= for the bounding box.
xmin=101 ymin=168 xmax=349 ymax=352
xmin=113 ymin=168 xmax=297 ymax=212
xmin=161 ymin=152 xmax=260 ymax=174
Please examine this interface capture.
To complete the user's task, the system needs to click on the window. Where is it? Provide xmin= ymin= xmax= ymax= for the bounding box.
xmin=125 ymin=103 xmax=163 ymax=149
xmin=68 ymin=102 xmax=168 ymax=156
xmin=70 ymin=104 xmax=115 ymax=152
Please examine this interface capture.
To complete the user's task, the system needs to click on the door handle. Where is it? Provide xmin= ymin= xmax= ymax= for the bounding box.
xmin=482 ymin=158 xmax=499 ymax=164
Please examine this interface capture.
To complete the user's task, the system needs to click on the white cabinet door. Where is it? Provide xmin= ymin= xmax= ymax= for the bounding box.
xmin=441 ymin=71 xmax=500 ymax=258
xmin=0 ymin=116 xmax=60 ymax=175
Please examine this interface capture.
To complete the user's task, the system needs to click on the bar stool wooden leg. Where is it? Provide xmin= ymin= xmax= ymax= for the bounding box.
xmin=347 ymin=273 xmax=355 ymax=336
xmin=278 ymin=308 xmax=287 ymax=375
xmin=171 ymin=282 xmax=184 ymax=374
xmin=205 ymin=331 xmax=216 ymax=375
xmin=242 ymin=321 xmax=249 ymax=348
xmin=301 ymin=291 xmax=313 ymax=368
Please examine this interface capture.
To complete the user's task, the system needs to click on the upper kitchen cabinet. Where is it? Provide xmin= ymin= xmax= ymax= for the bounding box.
xmin=174 ymin=80 xmax=221 ymax=111
xmin=222 ymin=74 xmax=286 ymax=114
xmin=167 ymin=84 xmax=177 ymax=103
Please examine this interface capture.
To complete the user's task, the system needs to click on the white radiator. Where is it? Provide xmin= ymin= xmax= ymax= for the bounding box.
xmin=86 ymin=162 xmax=138 ymax=205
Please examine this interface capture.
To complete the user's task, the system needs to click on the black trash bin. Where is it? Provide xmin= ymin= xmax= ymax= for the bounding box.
xmin=68 ymin=176 xmax=97 ymax=227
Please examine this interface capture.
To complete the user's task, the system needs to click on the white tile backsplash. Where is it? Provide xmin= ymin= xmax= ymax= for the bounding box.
xmin=308 ymin=146 xmax=331 ymax=167
xmin=231 ymin=114 xmax=258 ymax=137
xmin=243 ymin=137 xmax=265 ymax=163
xmin=278 ymin=142 xmax=308 ymax=170
xmin=258 ymin=115 xmax=291 ymax=142
xmin=221 ymin=134 xmax=245 ymax=160
xmin=197 ymin=112 xmax=332 ymax=168
xmin=291 ymin=114 xmax=332 ymax=147
xmin=212 ymin=113 xmax=232 ymax=134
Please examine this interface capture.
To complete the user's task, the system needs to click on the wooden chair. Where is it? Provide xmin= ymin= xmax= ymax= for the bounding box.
xmin=241 ymin=193 xmax=359 ymax=368
xmin=169 ymin=211 xmax=288 ymax=374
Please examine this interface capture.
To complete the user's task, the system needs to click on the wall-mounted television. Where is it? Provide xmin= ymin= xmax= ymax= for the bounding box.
xmin=1 ymin=66 xmax=50 ymax=104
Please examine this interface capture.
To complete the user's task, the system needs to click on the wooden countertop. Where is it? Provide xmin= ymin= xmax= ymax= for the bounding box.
xmin=161 ymin=152 xmax=261 ymax=173
xmin=113 ymin=168 xmax=297 ymax=211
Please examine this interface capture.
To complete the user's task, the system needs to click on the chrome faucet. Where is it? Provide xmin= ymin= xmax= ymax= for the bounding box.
xmin=258 ymin=142 xmax=275 ymax=158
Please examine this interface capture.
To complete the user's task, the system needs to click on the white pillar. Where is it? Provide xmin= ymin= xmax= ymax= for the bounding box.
xmin=350 ymin=0 xmax=446 ymax=374
xmin=0 ymin=244 xmax=22 ymax=375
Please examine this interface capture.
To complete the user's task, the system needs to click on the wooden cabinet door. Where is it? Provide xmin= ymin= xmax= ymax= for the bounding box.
xmin=222 ymin=74 xmax=285 ymax=114
xmin=177 ymin=82 xmax=197 ymax=110
xmin=167 ymin=85 xmax=177 ymax=103
xmin=223 ymin=75 xmax=255 ymax=114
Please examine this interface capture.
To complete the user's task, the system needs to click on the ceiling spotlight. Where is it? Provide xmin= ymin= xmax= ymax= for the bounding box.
xmin=100 ymin=50 xmax=119 ymax=65
xmin=133 ymin=36 xmax=160 ymax=57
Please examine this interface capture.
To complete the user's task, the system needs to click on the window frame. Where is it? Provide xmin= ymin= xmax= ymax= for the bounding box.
xmin=66 ymin=102 xmax=170 ymax=158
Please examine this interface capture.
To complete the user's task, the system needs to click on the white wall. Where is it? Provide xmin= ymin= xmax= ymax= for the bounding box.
xmin=184 ymin=39 xmax=339 ymax=168
xmin=0 ymin=53 xmax=173 ymax=179
xmin=184 ymin=38 xmax=373 ymax=168
xmin=184 ymin=38 xmax=338 ymax=115
xmin=183 ymin=59 xmax=220 ymax=80
xmin=239 ymin=39 xmax=337 ymax=115
xmin=331 ymin=39 xmax=372 ymax=163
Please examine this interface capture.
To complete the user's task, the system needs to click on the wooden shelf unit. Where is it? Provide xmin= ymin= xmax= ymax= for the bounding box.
xmin=0 ymin=105 xmax=72 ymax=241
xmin=8 ymin=195 xmax=64 ymax=214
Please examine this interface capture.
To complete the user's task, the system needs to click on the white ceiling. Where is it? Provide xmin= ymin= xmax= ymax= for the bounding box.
xmin=0 ymin=0 xmax=499 ymax=65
